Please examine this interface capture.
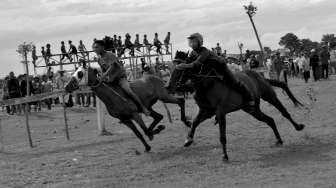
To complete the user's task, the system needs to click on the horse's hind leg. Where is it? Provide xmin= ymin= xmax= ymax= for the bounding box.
xmin=132 ymin=113 xmax=154 ymax=141
xmin=122 ymin=119 xmax=151 ymax=152
xmin=244 ymin=107 xmax=283 ymax=145
xmin=265 ymin=96 xmax=305 ymax=131
xmin=160 ymin=94 xmax=191 ymax=127
xmin=148 ymin=108 xmax=165 ymax=135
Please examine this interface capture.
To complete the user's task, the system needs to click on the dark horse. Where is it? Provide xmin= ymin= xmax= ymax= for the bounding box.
xmin=65 ymin=66 xmax=191 ymax=152
xmin=168 ymin=51 xmax=305 ymax=161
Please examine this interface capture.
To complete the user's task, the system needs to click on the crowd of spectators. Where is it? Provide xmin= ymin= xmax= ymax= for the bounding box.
xmin=1 ymin=69 xmax=96 ymax=115
xmin=32 ymin=32 xmax=171 ymax=67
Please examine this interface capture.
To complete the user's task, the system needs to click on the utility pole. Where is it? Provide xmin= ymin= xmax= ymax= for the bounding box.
xmin=244 ymin=2 xmax=265 ymax=65
xmin=17 ymin=42 xmax=34 ymax=147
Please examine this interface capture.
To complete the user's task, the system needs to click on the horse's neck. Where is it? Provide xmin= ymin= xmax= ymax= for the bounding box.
xmin=92 ymin=83 xmax=124 ymax=106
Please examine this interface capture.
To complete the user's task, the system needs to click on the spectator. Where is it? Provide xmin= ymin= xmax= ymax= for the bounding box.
xmin=273 ymin=52 xmax=284 ymax=81
xmin=2 ymin=76 xmax=10 ymax=114
xmin=249 ymin=55 xmax=259 ymax=69
xmin=60 ymin=41 xmax=71 ymax=63
xmin=41 ymin=75 xmax=53 ymax=110
xmin=32 ymin=45 xmax=38 ymax=66
xmin=330 ymin=46 xmax=336 ymax=74
xmin=143 ymin=34 xmax=151 ymax=52
xmin=154 ymin=57 xmax=162 ymax=77
xmin=310 ymin=49 xmax=320 ymax=81
xmin=124 ymin=33 xmax=134 ymax=56
xmin=215 ymin=43 xmax=222 ymax=56
xmin=164 ymin=32 xmax=170 ymax=54
xmin=32 ymin=76 xmax=42 ymax=112
xmin=56 ymin=70 xmax=73 ymax=107
xmin=68 ymin=40 xmax=78 ymax=63
xmin=117 ymin=36 xmax=123 ymax=57
xmin=301 ymin=53 xmax=310 ymax=83
xmin=46 ymin=44 xmax=52 ymax=65
xmin=41 ymin=46 xmax=46 ymax=64
xmin=153 ymin=33 xmax=162 ymax=54
xmin=134 ymin=34 xmax=141 ymax=52
xmin=296 ymin=54 xmax=304 ymax=77
xmin=319 ymin=45 xmax=330 ymax=79
xmin=78 ymin=40 xmax=88 ymax=60
xmin=160 ymin=65 xmax=171 ymax=86
xmin=19 ymin=74 xmax=34 ymax=112
xmin=7 ymin=72 xmax=21 ymax=115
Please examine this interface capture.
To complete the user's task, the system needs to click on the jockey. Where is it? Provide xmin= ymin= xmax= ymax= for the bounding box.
xmin=175 ymin=33 xmax=255 ymax=109
xmin=92 ymin=40 xmax=150 ymax=116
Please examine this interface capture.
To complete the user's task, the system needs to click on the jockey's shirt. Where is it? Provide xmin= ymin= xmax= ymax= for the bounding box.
xmin=97 ymin=51 xmax=126 ymax=81
xmin=188 ymin=46 xmax=222 ymax=66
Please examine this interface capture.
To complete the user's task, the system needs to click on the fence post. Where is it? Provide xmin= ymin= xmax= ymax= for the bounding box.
xmin=97 ymin=98 xmax=112 ymax=136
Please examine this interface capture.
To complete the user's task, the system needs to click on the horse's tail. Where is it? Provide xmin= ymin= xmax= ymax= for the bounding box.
xmin=266 ymin=79 xmax=303 ymax=107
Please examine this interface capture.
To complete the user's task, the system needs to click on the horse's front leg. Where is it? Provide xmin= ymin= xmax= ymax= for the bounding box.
xmin=132 ymin=113 xmax=154 ymax=141
xmin=184 ymin=108 xmax=214 ymax=147
xmin=122 ymin=119 xmax=151 ymax=152
xmin=216 ymin=110 xmax=229 ymax=162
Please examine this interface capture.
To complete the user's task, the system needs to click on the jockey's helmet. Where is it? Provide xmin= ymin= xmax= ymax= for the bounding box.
xmin=187 ymin=33 xmax=203 ymax=46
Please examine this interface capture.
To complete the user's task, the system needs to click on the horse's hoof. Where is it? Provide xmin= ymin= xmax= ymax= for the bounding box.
xmin=296 ymin=124 xmax=305 ymax=131
xmin=276 ymin=140 xmax=283 ymax=146
xmin=222 ymin=155 xmax=229 ymax=162
xmin=185 ymin=121 xmax=192 ymax=128
xmin=99 ymin=130 xmax=113 ymax=136
xmin=153 ymin=125 xmax=166 ymax=135
xmin=148 ymin=134 xmax=154 ymax=141
xmin=184 ymin=138 xmax=193 ymax=147
xmin=145 ymin=146 xmax=151 ymax=152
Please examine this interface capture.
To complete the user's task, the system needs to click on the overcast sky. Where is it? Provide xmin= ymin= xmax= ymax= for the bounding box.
xmin=0 ymin=0 xmax=335 ymax=76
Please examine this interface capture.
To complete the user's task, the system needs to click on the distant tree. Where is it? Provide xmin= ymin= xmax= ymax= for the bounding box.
xmin=321 ymin=34 xmax=336 ymax=48
xmin=279 ymin=33 xmax=301 ymax=54
xmin=263 ymin=46 xmax=272 ymax=55
xmin=299 ymin=39 xmax=320 ymax=54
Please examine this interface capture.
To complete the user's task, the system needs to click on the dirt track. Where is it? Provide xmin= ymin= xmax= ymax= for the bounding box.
xmin=1 ymin=77 xmax=336 ymax=188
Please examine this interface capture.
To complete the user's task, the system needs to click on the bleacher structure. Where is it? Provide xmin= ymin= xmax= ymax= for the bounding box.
xmin=33 ymin=44 xmax=173 ymax=80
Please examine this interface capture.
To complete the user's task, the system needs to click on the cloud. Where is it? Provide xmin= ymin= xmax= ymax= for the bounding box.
xmin=0 ymin=0 xmax=335 ymax=75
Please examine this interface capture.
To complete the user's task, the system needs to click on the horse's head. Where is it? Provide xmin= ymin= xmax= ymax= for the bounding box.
xmin=166 ymin=51 xmax=197 ymax=94
xmin=65 ymin=66 xmax=100 ymax=93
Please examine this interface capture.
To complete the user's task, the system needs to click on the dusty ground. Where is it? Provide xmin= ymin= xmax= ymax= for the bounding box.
xmin=1 ymin=76 xmax=336 ymax=188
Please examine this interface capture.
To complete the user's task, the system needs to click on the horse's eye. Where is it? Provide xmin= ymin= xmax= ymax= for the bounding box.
xmin=78 ymin=71 xmax=84 ymax=79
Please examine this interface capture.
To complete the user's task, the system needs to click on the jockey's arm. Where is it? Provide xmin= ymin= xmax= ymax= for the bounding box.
xmin=101 ymin=62 xmax=122 ymax=83
xmin=187 ymin=49 xmax=211 ymax=68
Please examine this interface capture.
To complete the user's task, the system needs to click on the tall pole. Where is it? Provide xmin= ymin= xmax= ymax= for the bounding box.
xmin=244 ymin=2 xmax=265 ymax=65
xmin=24 ymin=50 xmax=33 ymax=148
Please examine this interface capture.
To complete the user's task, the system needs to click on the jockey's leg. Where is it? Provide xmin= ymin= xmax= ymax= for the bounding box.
xmin=119 ymin=78 xmax=150 ymax=116
xmin=215 ymin=62 xmax=255 ymax=109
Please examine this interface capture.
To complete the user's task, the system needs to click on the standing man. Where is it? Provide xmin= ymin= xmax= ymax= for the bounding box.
xmin=92 ymin=40 xmax=150 ymax=116
xmin=164 ymin=32 xmax=170 ymax=54
xmin=330 ymin=46 xmax=336 ymax=74
xmin=310 ymin=49 xmax=320 ymax=81
xmin=319 ymin=45 xmax=330 ymax=79
xmin=215 ymin=43 xmax=222 ymax=56
xmin=273 ymin=52 xmax=284 ymax=81
xmin=7 ymin=72 xmax=21 ymax=114
xmin=60 ymin=41 xmax=71 ymax=63
xmin=68 ymin=40 xmax=78 ymax=63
